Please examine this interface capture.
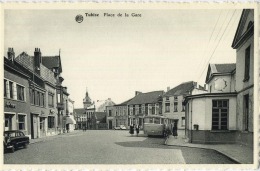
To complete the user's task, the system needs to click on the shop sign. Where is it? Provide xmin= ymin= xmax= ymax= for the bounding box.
xmin=5 ymin=102 xmax=16 ymax=108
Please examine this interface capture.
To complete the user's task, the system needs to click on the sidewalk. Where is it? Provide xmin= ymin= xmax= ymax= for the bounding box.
xmin=165 ymin=130 xmax=253 ymax=164
xmin=30 ymin=130 xmax=82 ymax=144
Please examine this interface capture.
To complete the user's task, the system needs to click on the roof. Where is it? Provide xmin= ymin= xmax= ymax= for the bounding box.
xmin=42 ymin=56 xmax=62 ymax=72
xmin=205 ymin=63 xmax=236 ymax=83
xmin=128 ymin=91 xmax=164 ymax=105
xmin=164 ymin=81 xmax=195 ymax=97
xmin=115 ymin=98 xmax=133 ymax=106
xmin=74 ymin=108 xmax=86 ymax=115
xmin=95 ymin=112 xmax=107 ymax=123
xmin=215 ymin=64 xmax=236 ymax=73
xmin=88 ymin=99 xmax=116 ymax=112
xmin=4 ymin=57 xmax=29 ymax=78
xmin=232 ymin=9 xmax=254 ymax=49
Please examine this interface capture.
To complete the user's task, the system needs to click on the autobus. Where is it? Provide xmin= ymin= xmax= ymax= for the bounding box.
xmin=143 ymin=115 xmax=168 ymax=136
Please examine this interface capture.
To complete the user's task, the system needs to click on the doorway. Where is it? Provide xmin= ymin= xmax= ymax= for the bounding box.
xmin=109 ymin=120 xmax=112 ymax=129
xmin=4 ymin=114 xmax=13 ymax=131
xmin=31 ymin=114 xmax=39 ymax=139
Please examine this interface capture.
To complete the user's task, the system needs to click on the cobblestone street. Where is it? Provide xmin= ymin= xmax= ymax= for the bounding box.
xmin=4 ymin=130 xmax=236 ymax=164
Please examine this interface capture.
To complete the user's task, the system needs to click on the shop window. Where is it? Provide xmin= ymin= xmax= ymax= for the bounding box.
xmin=244 ymin=46 xmax=250 ymax=81
xmin=17 ymin=84 xmax=25 ymax=101
xmin=18 ymin=115 xmax=26 ymax=130
xmin=212 ymin=100 xmax=229 ymax=130
xmin=48 ymin=116 xmax=55 ymax=128
xmin=165 ymin=103 xmax=170 ymax=112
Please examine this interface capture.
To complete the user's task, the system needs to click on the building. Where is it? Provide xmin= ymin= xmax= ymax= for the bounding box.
xmin=184 ymin=9 xmax=254 ymax=146
xmin=75 ymin=88 xmax=115 ymax=130
xmin=162 ymin=81 xmax=206 ymax=130
xmin=231 ymin=9 xmax=254 ymax=147
xmin=66 ymin=98 xmax=76 ymax=132
xmin=4 ymin=51 xmax=31 ymax=138
xmin=106 ymin=98 xmax=132 ymax=129
xmin=74 ymin=108 xmax=87 ymax=130
xmin=184 ymin=64 xmax=237 ymax=144
xmin=127 ymin=91 xmax=164 ymax=128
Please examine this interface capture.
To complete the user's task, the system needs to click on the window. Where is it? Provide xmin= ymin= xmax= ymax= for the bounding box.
xmin=4 ymin=79 xmax=7 ymax=97
xmin=18 ymin=115 xmax=25 ymax=130
xmin=244 ymin=46 xmax=250 ymax=81
xmin=154 ymin=118 xmax=160 ymax=124
xmin=48 ymin=93 xmax=54 ymax=107
xmin=174 ymin=96 xmax=178 ymax=101
xmin=40 ymin=93 xmax=45 ymax=107
xmin=244 ymin=94 xmax=249 ymax=131
xmin=48 ymin=116 xmax=55 ymax=128
xmin=174 ymin=102 xmax=178 ymax=112
xmin=182 ymin=104 xmax=185 ymax=111
xmin=181 ymin=117 xmax=185 ymax=126
xmin=9 ymin=81 xmax=13 ymax=99
xmin=210 ymin=85 xmax=212 ymax=93
xmin=30 ymin=89 xmax=34 ymax=104
xmin=151 ymin=104 xmax=155 ymax=114
xmin=36 ymin=91 xmax=40 ymax=106
xmin=166 ymin=97 xmax=169 ymax=101
xmin=109 ymin=110 xmax=112 ymax=117
xmin=139 ymin=105 xmax=142 ymax=114
xmin=133 ymin=106 xmax=135 ymax=115
xmin=17 ymin=85 xmax=25 ymax=101
xmin=165 ymin=103 xmax=170 ymax=112
xmin=145 ymin=104 xmax=148 ymax=115
xmin=212 ymin=100 xmax=229 ymax=130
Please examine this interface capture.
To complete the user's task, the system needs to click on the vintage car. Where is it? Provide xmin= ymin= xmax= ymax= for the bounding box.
xmin=113 ymin=126 xmax=121 ymax=130
xmin=119 ymin=125 xmax=127 ymax=130
xmin=4 ymin=130 xmax=29 ymax=153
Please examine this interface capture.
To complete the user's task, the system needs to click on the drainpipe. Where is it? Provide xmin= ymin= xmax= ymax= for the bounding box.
xmin=190 ymin=99 xmax=193 ymax=143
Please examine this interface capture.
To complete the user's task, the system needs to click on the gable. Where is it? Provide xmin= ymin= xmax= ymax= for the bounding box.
xmin=232 ymin=9 xmax=254 ymax=49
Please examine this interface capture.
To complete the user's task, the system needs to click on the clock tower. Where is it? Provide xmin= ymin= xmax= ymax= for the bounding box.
xmin=83 ymin=87 xmax=92 ymax=109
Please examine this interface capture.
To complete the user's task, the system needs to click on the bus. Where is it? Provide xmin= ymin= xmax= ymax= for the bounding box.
xmin=143 ymin=115 xmax=168 ymax=136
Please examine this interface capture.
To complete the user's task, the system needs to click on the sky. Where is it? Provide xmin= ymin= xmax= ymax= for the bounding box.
xmin=4 ymin=9 xmax=242 ymax=108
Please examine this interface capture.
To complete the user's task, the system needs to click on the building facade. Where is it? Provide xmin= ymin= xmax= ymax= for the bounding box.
xmin=162 ymin=81 xmax=206 ymax=130
xmin=127 ymin=91 xmax=164 ymax=128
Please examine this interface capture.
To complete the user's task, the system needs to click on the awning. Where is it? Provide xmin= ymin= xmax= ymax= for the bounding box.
xmin=66 ymin=117 xmax=76 ymax=124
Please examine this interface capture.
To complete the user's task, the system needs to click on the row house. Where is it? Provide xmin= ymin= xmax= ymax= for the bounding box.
xmin=127 ymin=91 xmax=164 ymax=128
xmin=162 ymin=81 xmax=206 ymax=130
xmin=106 ymin=98 xmax=132 ymax=129
xmin=4 ymin=47 xmax=72 ymax=139
xmin=184 ymin=9 xmax=254 ymax=147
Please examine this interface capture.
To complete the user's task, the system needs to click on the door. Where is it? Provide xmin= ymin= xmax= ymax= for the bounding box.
xmin=109 ymin=120 xmax=112 ymax=129
xmin=4 ymin=115 xmax=12 ymax=131
xmin=31 ymin=114 xmax=38 ymax=139
xmin=40 ymin=117 xmax=45 ymax=137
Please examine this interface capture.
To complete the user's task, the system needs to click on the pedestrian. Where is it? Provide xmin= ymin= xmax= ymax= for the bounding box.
xmin=129 ymin=124 xmax=134 ymax=136
xmin=135 ymin=124 xmax=140 ymax=136
xmin=172 ymin=125 xmax=178 ymax=138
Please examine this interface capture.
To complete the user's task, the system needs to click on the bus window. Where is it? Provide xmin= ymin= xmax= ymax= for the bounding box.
xmin=154 ymin=118 xmax=160 ymax=124
xmin=144 ymin=118 xmax=153 ymax=123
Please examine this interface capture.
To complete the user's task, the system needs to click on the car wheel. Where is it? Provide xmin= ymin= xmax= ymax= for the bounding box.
xmin=10 ymin=146 xmax=15 ymax=153
xmin=24 ymin=143 xmax=28 ymax=149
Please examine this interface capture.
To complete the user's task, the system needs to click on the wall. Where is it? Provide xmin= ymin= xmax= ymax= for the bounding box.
xmin=4 ymin=69 xmax=31 ymax=137
xmin=208 ymin=75 xmax=233 ymax=93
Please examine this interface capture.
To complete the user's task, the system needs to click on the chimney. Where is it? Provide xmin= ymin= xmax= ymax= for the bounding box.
xmin=34 ymin=48 xmax=42 ymax=74
xmin=135 ymin=91 xmax=142 ymax=96
xmin=7 ymin=48 xmax=15 ymax=62
xmin=108 ymin=98 xmax=111 ymax=101
xmin=167 ymin=86 xmax=170 ymax=92
xmin=204 ymin=84 xmax=207 ymax=90
xmin=193 ymin=82 xmax=197 ymax=89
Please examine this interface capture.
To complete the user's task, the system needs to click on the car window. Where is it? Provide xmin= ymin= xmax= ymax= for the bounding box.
xmin=5 ymin=132 xmax=15 ymax=137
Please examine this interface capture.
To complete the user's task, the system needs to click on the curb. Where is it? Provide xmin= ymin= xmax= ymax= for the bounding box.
xmin=165 ymin=139 xmax=241 ymax=164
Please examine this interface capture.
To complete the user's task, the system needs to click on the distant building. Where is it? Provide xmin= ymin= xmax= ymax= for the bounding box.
xmin=75 ymin=88 xmax=115 ymax=130
xmin=162 ymin=81 xmax=206 ymax=130
xmin=127 ymin=91 xmax=164 ymax=128
xmin=106 ymin=98 xmax=132 ymax=129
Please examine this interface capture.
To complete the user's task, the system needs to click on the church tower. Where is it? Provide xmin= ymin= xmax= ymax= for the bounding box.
xmin=83 ymin=87 xmax=92 ymax=109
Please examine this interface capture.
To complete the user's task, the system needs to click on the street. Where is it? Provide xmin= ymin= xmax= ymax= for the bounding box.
xmin=4 ymin=130 xmax=236 ymax=164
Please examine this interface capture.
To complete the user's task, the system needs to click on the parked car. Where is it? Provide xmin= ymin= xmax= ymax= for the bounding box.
xmin=120 ymin=125 xmax=127 ymax=130
xmin=114 ymin=126 xmax=120 ymax=130
xmin=4 ymin=130 xmax=29 ymax=153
